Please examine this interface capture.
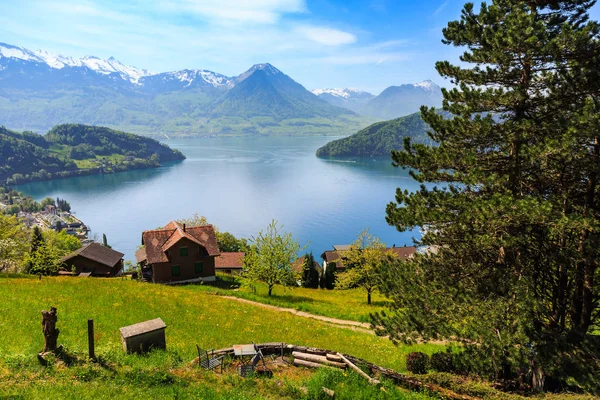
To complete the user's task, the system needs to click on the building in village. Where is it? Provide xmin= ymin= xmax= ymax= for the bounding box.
xmin=214 ymin=252 xmax=245 ymax=274
xmin=60 ymin=242 xmax=124 ymax=277
xmin=320 ymin=244 xmax=417 ymax=273
xmin=136 ymin=221 xmax=220 ymax=284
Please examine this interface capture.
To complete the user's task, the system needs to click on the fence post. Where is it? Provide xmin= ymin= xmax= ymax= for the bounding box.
xmin=88 ymin=319 xmax=95 ymax=359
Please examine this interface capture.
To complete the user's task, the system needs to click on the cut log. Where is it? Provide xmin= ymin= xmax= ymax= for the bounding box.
xmin=294 ymin=358 xmax=333 ymax=369
xmin=326 ymin=353 xmax=343 ymax=362
xmin=322 ymin=387 xmax=335 ymax=398
xmin=292 ymin=351 xmax=346 ymax=368
xmin=337 ymin=353 xmax=380 ymax=385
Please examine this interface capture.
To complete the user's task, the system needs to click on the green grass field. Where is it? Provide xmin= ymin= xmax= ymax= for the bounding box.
xmin=0 ymin=275 xmax=441 ymax=399
xmin=185 ymin=275 xmax=389 ymax=323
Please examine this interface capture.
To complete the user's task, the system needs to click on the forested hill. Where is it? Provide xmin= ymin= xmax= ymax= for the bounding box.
xmin=45 ymin=124 xmax=185 ymax=162
xmin=315 ymin=111 xmax=433 ymax=158
xmin=0 ymin=127 xmax=77 ymax=183
xmin=0 ymin=124 xmax=185 ymax=184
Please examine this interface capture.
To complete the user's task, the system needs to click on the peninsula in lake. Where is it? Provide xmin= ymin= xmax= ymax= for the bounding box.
xmin=315 ymin=111 xmax=432 ymax=158
xmin=0 ymin=124 xmax=185 ymax=184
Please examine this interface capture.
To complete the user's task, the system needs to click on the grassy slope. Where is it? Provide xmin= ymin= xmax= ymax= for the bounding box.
xmin=0 ymin=275 xmax=441 ymax=399
xmin=0 ymin=276 xmax=439 ymax=369
xmin=186 ymin=275 xmax=389 ymax=323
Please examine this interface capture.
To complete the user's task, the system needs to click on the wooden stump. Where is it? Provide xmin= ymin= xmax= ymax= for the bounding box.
xmin=41 ymin=307 xmax=59 ymax=353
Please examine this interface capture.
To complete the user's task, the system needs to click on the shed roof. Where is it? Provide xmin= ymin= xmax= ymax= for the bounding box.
xmin=119 ymin=318 xmax=166 ymax=339
xmin=141 ymin=221 xmax=219 ymax=264
xmin=215 ymin=252 xmax=245 ymax=269
xmin=60 ymin=242 xmax=124 ymax=267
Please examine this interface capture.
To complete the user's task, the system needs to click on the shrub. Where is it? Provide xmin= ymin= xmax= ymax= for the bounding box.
xmin=406 ymin=352 xmax=429 ymax=374
xmin=430 ymin=351 xmax=454 ymax=373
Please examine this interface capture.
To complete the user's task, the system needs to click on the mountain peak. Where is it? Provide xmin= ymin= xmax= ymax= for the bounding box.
xmin=248 ymin=63 xmax=281 ymax=76
xmin=413 ymin=80 xmax=439 ymax=90
xmin=312 ymin=88 xmax=373 ymax=99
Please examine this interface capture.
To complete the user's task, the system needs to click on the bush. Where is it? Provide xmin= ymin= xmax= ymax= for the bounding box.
xmin=406 ymin=352 xmax=429 ymax=374
xmin=430 ymin=351 xmax=454 ymax=373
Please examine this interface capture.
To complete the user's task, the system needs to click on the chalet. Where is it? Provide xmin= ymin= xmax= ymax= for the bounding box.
xmin=60 ymin=242 xmax=124 ymax=277
xmin=320 ymin=244 xmax=417 ymax=273
xmin=136 ymin=221 xmax=220 ymax=284
xmin=292 ymin=255 xmax=321 ymax=274
xmin=215 ymin=252 xmax=245 ymax=274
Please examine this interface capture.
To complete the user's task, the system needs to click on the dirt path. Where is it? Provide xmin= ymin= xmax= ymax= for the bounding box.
xmin=217 ymin=295 xmax=375 ymax=335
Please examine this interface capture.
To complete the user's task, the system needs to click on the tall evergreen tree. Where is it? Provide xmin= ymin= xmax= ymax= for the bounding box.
xmin=301 ymin=252 xmax=320 ymax=288
xmin=374 ymin=0 xmax=600 ymax=388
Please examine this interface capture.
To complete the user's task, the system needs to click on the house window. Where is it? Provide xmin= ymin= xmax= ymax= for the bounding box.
xmin=180 ymin=247 xmax=188 ymax=257
xmin=194 ymin=262 xmax=203 ymax=274
xmin=171 ymin=265 xmax=180 ymax=277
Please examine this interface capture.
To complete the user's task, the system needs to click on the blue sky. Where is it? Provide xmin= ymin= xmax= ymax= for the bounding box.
xmin=2 ymin=0 xmax=600 ymax=94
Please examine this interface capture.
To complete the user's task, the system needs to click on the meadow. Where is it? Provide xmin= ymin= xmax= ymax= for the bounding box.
xmin=185 ymin=274 xmax=389 ymax=323
xmin=1 ymin=275 xmax=596 ymax=399
xmin=0 ymin=275 xmax=441 ymax=399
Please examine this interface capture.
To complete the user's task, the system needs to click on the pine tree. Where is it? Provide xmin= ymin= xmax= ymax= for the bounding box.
xmin=301 ymin=252 xmax=320 ymax=288
xmin=374 ymin=0 xmax=600 ymax=387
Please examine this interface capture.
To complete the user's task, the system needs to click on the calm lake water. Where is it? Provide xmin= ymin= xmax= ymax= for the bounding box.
xmin=15 ymin=136 xmax=421 ymax=261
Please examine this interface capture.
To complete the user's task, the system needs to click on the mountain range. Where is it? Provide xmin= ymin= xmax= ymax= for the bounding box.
xmin=0 ymin=42 xmax=442 ymax=138
xmin=312 ymin=81 xmax=443 ymax=120
xmin=0 ymin=43 xmax=364 ymax=137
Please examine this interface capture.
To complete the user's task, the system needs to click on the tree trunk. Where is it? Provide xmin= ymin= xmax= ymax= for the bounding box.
xmin=268 ymin=285 xmax=273 ymax=296
xmin=368 ymin=291 xmax=372 ymax=305
xmin=41 ymin=307 xmax=59 ymax=353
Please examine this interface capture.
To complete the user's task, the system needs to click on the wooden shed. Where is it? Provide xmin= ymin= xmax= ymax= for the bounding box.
xmin=119 ymin=318 xmax=167 ymax=354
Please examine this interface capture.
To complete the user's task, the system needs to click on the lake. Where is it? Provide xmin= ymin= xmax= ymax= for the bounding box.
xmin=15 ymin=136 xmax=421 ymax=261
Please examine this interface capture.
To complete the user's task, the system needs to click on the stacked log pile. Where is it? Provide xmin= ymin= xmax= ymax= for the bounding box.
xmin=198 ymin=342 xmax=479 ymax=400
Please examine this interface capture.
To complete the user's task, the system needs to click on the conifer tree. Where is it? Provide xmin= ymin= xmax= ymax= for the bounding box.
xmin=374 ymin=0 xmax=600 ymax=387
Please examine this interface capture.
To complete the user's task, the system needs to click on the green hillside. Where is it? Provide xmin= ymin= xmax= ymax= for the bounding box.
xmin=316 ymin=111 xmax=433 ymax=158
xmin=0 ymin=124 xmax=184 ymax=184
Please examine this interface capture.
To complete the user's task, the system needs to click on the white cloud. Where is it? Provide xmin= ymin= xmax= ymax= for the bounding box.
xmin=295 ymin=26 xmax=356 ymax=46
xmin=433 ymin=1 xmax=449 ymax=16
xmin=160 ymin=0 xmax=306 ymax=24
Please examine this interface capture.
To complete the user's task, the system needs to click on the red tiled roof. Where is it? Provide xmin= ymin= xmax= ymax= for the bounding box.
xmin=141 ymin=221 xmax=219 ymax=265
xmin=215 ymin=252 xmax=245 ymax=269
xmin=388 ymin=246 xmax=417 ymax=259
xmin=321 ymin=250 xmax=341 ymax=263
xmin=135 ymin=247 xmax=147 ymax=264
xmin=292 ymin=256 xmax=321 ymax=273
xmin=60 ymin=242 xmax=124 ymax=267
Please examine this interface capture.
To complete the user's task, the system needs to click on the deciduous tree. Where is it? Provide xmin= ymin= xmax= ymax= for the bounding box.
xmin=337 ymin=229 xmax=396 ymax=304
xmin=243 ymin=220 xmax=305 ymax=296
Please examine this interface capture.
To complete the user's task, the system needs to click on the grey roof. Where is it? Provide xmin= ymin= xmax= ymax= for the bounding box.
xmin=332 ymin=244 xmax=350 ymax=251
xmin=119 ymin=318 xmax=166 ymax=338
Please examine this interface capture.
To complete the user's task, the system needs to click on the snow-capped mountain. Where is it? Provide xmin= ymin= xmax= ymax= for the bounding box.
xmin=412 ymin=80 xmax=439 ymax=91
xmin=138 ymin=69 xmax=234 ymax=93
xmin=312 ymin=88 xmax=375 ymax=113
xmin=0 ymin=42 xmax=151 ymax=83
xmin=312 ymin=88 xmax=374 ymax=99
xmin=0 ymin=43 xmax=359 ymax=136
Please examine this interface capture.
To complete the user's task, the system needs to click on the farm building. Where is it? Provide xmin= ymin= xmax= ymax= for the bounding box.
xmin=136 ymin=221 xmax=220 ymax=284
xmin=60 ymin=242 xmax=124 ymax=277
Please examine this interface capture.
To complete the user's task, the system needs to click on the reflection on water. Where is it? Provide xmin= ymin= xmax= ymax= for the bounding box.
xmin=16 ymin=136 xmax=421 ymax=261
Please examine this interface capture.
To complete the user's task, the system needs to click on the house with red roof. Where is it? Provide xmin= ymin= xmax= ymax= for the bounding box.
xmin=135 ymin=221 xmax=220 ymax=284
xmin=214 ymin=252 xmax=245 ymax=274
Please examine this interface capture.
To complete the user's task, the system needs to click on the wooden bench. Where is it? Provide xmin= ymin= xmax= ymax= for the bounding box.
xmin=196 ymin=345 xmax=225 ymax=373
